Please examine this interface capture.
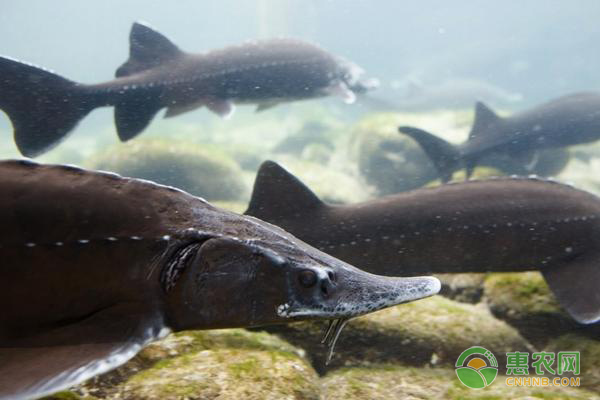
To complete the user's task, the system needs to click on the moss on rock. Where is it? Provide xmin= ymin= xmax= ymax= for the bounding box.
xmin=86 ymin=139 xmax=247 ymax=201
xmin=321 ymin=365 xmax=597 ymax=399
xmin=545 ymin=334 xmax=600 ymax=393
xmin=436 ymin=273 xmax=487 ymax=303
xmin=483 ymin=272 xmax=575 ymax=342
xmin=350 ymin=113 xmax=439 ymax=194
xmin=72 ymin=329 xmax=317 ymax=400
xmin=118 ymin=339 xmax=319 ymax=400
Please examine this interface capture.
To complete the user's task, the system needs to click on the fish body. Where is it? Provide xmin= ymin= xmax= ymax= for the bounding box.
xmin=246 ymin=161 xmax=600 ymax=324
xmin=399 ymin=92 xmax=600 ymax=181
xmin=0 ymin=160 xmax=438 ymax=400
xmin=0 ymin=22 xmax=374 ymax=157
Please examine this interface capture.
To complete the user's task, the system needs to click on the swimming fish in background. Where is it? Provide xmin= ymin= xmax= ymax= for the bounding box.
xmin=0 ymin=160 xmax=438 ymax=400
xmin=0 ymin=22 xmax=377 ymax=157
xmin=246 ymin=161 xmax=600 ymax=325
xmin=398 ymin=92 xmax=600 ymax=182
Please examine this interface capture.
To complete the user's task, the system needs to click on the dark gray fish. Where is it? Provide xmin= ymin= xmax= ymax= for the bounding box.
xmin=0 ymin=160 xmax=438 ymax=400
xmin=246 ymin=161 xmax=600 ymax=325
xmin=0 ymin=22 xmax=376 ymax=157
xmin=398 ymin=92 xmax=600 ymax=181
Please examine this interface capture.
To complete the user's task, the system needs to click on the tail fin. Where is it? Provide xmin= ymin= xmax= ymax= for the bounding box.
xmin=245 ymin=161 xmax=324 ymax=221
xmin=398 ymin=126 xmax=462 ymax=182
xmin=0 ymin=56 xmax=95 ymax=157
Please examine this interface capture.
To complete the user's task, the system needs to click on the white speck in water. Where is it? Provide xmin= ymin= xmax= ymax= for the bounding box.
xmin=131 ymin=236 xmax=142 ymax=240
xmin=107 ymin=237 xmax=118 ymax=242
xmin=25 ymin=242 xmax=35 ymax=247
xmin=78 ymin=239 xmax=89 ymax=244
xmin=162 ymin=235 xmax=171 ymax=241
xmin=55 ymin=242 xmax=63 ymax=246
xmin=565 ymin=247 xmax=573 ymax=253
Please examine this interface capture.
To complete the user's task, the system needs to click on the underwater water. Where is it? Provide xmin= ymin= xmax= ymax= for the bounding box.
xmin=1 ymin=1 xmax=600 ymax=399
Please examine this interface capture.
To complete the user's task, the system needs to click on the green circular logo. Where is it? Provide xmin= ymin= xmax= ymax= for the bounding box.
xmin=455 ymin=346 xmax=498 ymax=389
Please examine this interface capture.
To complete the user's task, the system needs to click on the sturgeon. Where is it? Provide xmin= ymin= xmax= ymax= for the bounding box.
xmin=398 ymin=92 xmax=600 ymax=181
xmin=0 ymin=160 xmax=439 ymax=400
xmin=0 ymin=22 xmax=376 ymax=157
xmin=246 ymin=161 xmax=600 ymax=324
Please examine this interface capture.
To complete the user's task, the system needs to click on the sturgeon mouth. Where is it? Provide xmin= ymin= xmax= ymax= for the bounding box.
xmin=283 ymin=275 xmax=441 ymax=363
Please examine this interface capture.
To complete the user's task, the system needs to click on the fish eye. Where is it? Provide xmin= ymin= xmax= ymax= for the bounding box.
xmin=298 ymin=269 xmax=317 ymax=288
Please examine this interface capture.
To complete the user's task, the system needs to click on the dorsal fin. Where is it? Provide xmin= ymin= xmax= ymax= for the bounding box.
xmin=468 ymin=101 xmax=501 ymax=141
xmin=245 ymin=161 xmax=324 ymax=220
xmin=116 ymin=22 xmax=183 ymax=78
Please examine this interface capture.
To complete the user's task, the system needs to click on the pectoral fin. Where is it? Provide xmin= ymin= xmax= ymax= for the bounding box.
xmin=542 ymin=256 xmax=600 ymax=324
xmin=328 ymin=82 xmax=356 ymax=104
xmin=206 ymin=99 xmax=235 ymax=119
xmin=0 ymin=304 xmax=167 ymax=400
xmin=165 ymin=99 xmax=207 ymax=118
xmin=256 ymin=102 xmax=279 ymax=112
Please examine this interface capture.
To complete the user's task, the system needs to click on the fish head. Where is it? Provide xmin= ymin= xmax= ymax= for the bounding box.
xmin=335 ymin=57 xmax=380 ymax=95
xmin=166 ymin=222 xmax=440 ymax=331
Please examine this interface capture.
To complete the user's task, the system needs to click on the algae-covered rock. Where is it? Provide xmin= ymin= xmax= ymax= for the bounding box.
xmin=436 ymin=273 xmax=487 ymax=303
xmin=86 ymin=139 xmax=247 ymax=201
xmin=260 ymin=296 xmax=531 ymax=373
xmin=272 ymin=121 xmax=334 ymax=155
xmin=119 ymin=348 xmax=318 ymax=400
xmin=321 ymin=365 xmax=598 ymax=399
xmin=72 ymin=329 xmax=318 ymax=400
xmin=483 ymin=272 xmax=575 ymax=342
xmin=545 ymin=334 xmax=600 ymax=393
xmin=351 ymin=113 xmax=439 ymax=194
xmin=40 ymin=391 xmax=98 ymax=400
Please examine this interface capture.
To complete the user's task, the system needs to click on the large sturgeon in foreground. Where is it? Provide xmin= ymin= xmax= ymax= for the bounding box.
xmin=246 ymin=161 xmax=600 ymax=325
xmin=0 ymin=160 xmax=439 ymax=400
xmin=0 ymin=22 xmax=376 ymax=157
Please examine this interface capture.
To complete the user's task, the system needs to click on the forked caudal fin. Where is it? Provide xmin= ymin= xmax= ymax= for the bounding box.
xmin=398 ymin=126 xmax=462 ymax=182
xmin=0 ymin=56 xmax=96 ymax=157
xmin=114 ymin=22 xmax=184 ymax=142
xmin=245 ymin=160 xmax=325 ymax=220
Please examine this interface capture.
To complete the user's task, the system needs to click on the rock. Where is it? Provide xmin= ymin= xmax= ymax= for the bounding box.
xmin=545 ymin=334 xmax=600 ymax=393
xmin=436 ymin=273 xmax=486 ymax=303
xmin=351 ymin=113 xmax=439 ymax=194
xmin=66 ymin=329 xmax=319 ymax=400
xmin=272 ymin=121 xmax=334 ymax=155
xmin=321 ymin=365 xmax=598 ymax=399
xmin=86 ymin=139 xmax=247 ymax=201
xmin=39 ymin=392 xmax=98 ymax=400
xmin=300 ymin=143 xmax=333 ymax=164
xmin=259 ymin=296 xmax=531 ymax=374
xmin=483 ymin=272 xmax=576 ymax=343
